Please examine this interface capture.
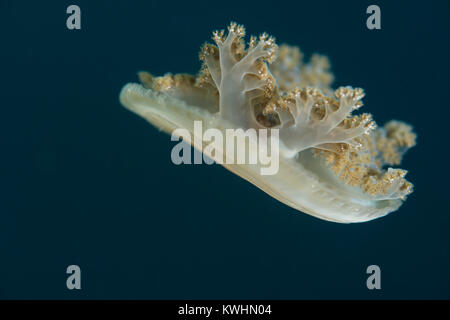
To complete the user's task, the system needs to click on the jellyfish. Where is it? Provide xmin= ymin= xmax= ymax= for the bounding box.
xmin=120 ymin=22 xmax=416 ymax=223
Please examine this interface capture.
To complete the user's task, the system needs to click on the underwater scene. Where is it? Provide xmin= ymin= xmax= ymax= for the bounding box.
xmin=1 ymin=0 xmax=449 ymax=299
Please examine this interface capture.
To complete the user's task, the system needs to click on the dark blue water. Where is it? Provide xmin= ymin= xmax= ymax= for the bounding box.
xmin=1 ymin=0 xmax=449 ymax=299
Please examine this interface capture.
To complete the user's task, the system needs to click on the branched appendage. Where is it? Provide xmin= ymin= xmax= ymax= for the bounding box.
xmin=269 ymin=45 xmax=303 ymax=92
xmin=312 ymin=120 xmax=416 ymax=200
xmin=362 ymin=168 xmax=413 ymax=200
xmin=269 ymin=45 xmax=334 ymax=94
xmin=300 ymin=54 xmax=334 ymax=92
xmin=199 ymin=22 xmax=278 ymax=129
xmin=264 ymin=86 xmax=375 ymax=155
xmin=375 ymin=120 xmax=416 ymax=166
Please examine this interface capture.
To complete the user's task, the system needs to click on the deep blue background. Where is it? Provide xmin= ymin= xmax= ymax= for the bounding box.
xmin=1 ymin=0 xmax=449 ymax=299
